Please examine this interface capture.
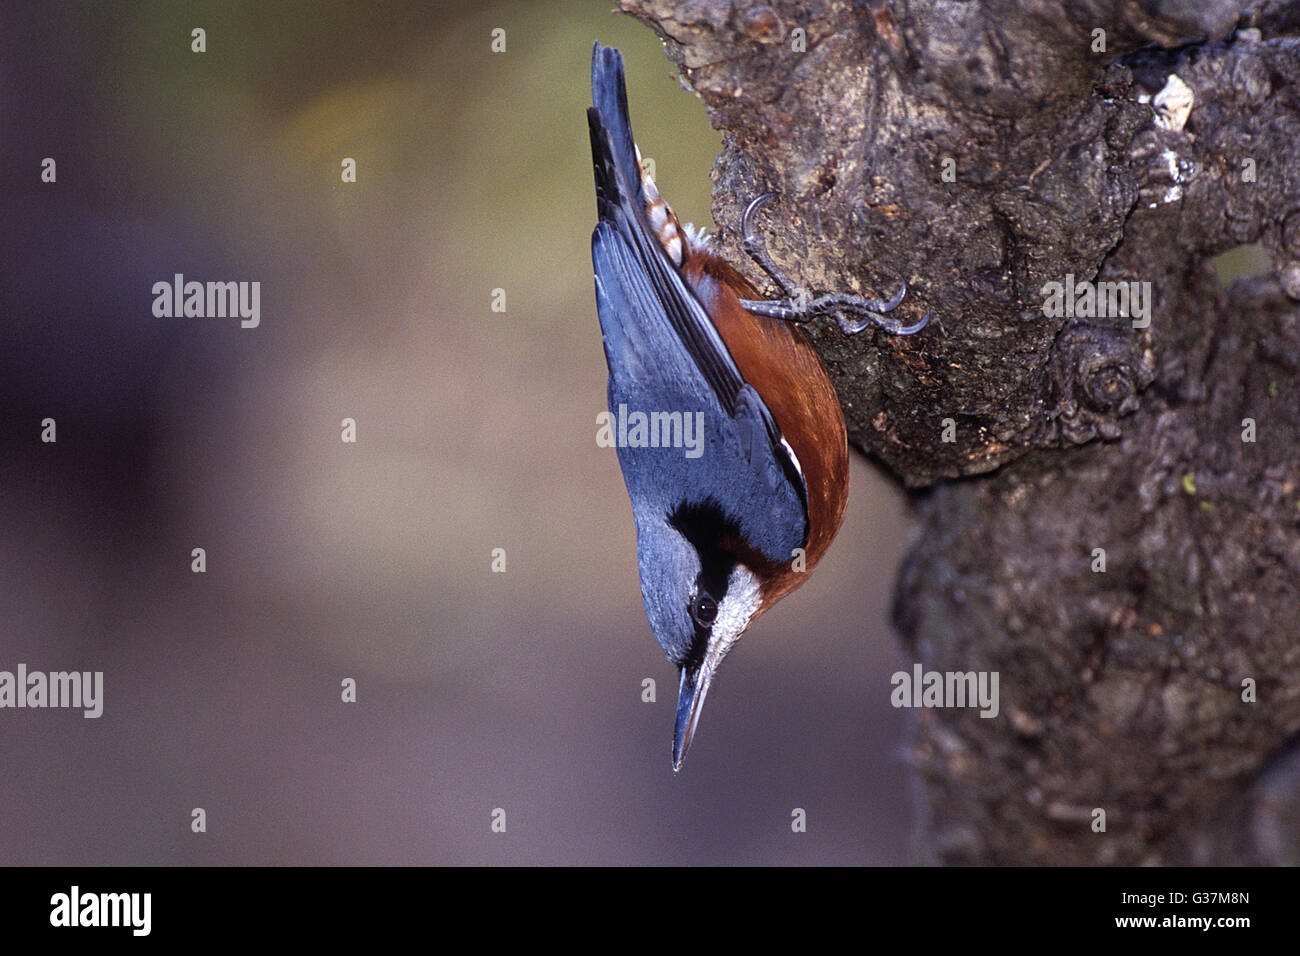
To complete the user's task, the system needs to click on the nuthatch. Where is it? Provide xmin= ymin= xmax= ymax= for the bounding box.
xmin=588 ymin=43 xmax=927 ymax=770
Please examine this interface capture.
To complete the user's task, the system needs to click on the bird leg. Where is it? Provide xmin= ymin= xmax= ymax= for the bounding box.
xmin=737 ymin=192 xmax=930 ymax=336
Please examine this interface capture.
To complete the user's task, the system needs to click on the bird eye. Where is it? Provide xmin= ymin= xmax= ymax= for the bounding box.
xmin=693 ymin=595 xmax=718 ymax=627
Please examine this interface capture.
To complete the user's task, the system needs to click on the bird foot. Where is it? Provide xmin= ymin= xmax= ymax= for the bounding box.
xmin=737 ymin=192 xmax=930 ymax=336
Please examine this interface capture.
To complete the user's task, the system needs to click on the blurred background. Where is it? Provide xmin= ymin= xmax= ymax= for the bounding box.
xmin=0 ymin=0 xmax=918 ymax=864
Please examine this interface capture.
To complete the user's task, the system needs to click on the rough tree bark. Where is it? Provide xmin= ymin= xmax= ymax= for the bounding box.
xmin=620 ymin=0 xmax=1300 ymax=864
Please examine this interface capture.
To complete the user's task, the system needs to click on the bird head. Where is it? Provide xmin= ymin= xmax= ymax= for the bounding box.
xmin=634 ymin=500 xmax=766 ymax=771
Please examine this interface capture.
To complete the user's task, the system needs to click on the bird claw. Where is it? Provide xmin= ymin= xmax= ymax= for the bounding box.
xmin=837 ymin=306 xmax=930 ymax=336
xmin=740 ymin=193 xmax=928 ymax=337
xmin=741 ymin=192 xmax=796 ymax=298
xmin=870 ymin=281 xmax=909 ymax=315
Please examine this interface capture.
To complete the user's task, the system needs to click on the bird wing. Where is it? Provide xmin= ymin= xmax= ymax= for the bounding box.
xmin=588 ymin=43 xmax=807 ymax=561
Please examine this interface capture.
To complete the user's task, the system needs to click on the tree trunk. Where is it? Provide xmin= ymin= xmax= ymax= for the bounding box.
xmin=622 ymin=0 xmax=1300 ymax=864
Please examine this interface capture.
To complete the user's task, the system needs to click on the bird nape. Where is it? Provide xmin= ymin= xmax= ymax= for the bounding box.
xmin=587 ymin=41 xmax=926 ymax=770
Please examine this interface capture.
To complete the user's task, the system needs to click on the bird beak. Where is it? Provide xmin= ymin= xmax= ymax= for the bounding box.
xmin=672 ymin=662 xmax=716 ymax=772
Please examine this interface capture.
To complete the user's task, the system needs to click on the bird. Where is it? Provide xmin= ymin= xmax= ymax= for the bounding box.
xmin=587 ymin=42 xmax=927 ymax=770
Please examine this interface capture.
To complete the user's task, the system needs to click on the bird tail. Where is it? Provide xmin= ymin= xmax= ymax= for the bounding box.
xmin=588 ymin=43 xmax=687 ymax=267
xmin=588 ymin=43 xmax=643 ymax=225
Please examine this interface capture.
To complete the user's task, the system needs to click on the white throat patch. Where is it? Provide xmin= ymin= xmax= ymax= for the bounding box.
xmin=704 ymin=564 xmax=762 ymax=673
